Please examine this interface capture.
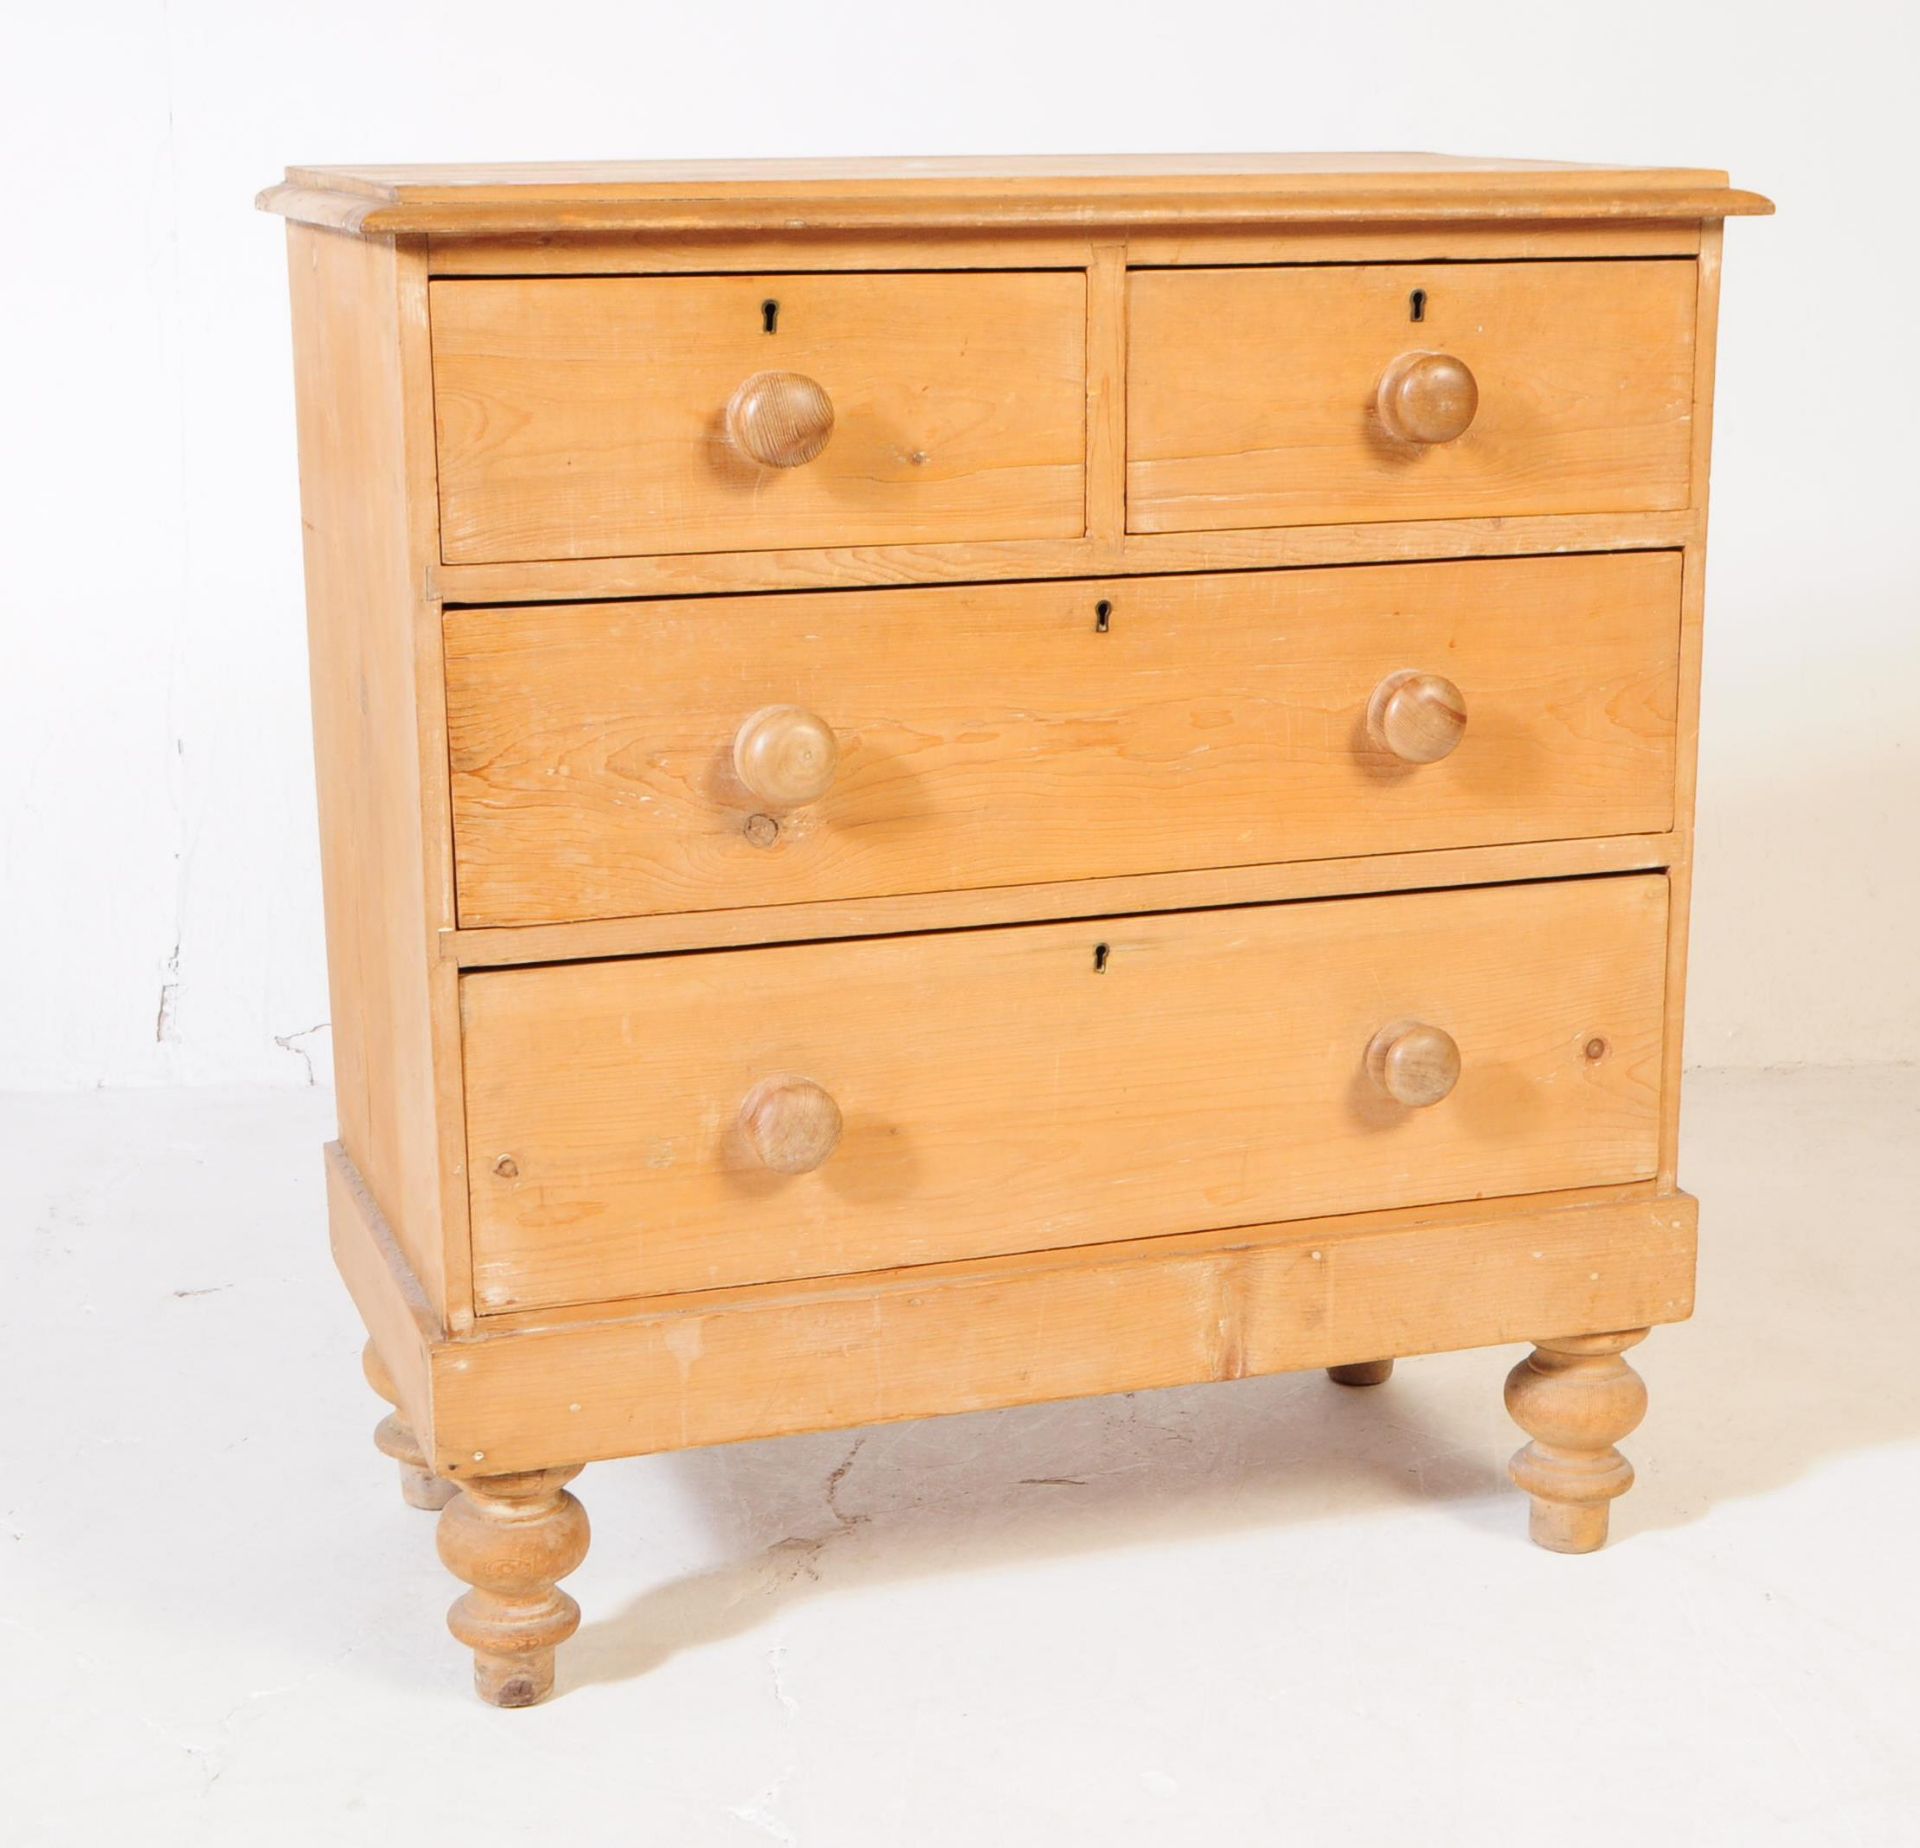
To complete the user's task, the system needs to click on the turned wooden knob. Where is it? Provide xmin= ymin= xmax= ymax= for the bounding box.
xmin=1367 ymin=670 xmax=1468 ymax=764
xmin=1366 ymin=1021 xmax=1461 ymax=1108
xmin=1376 ymin=351 xmax=1478 ymax=444
xmin=733 ymin=704 xmax=838 ymax=807
xmin=725 ymin=370 xmax=834 ymax=468
xmin=740 ymin=1076 xmax=842 ymax=1175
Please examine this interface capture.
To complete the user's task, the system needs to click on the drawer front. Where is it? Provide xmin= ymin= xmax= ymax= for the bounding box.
xmin=463 ymin=875 xmax=1667 ymax=1311
xmin=447 ymin=551 xmax=1679 ymax=929
xmin=1128 ymin=260 xmax=1696 ymax=533
xmin=430 ymin=272 xmax=1087 ymax=563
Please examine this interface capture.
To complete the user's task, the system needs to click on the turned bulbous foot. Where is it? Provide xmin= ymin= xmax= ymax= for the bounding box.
xmin=438 ymin=1467 xmax=590 ymax=1707
xmin=362 ymin=1339 xmax=455 ymax=1511
xmin=1327 ymin=1359 xmax=1395 ymax=1387
xmin=1504 ymin=1330 xmax=1649 ymax=1553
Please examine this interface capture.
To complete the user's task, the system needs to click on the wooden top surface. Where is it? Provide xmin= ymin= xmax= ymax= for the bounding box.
xmin=258 ymin=152 xmax=1772 ymax=237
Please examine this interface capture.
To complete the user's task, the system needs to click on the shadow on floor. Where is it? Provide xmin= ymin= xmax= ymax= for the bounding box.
xmin=566 ymin=1357 xmax=1506 ymax=1690
xmin=567 ymin=1068 xmax=1920 ymax=1692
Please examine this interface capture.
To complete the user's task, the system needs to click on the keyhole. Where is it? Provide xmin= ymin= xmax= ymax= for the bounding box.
xmin=761 ymin=299 xmax=780 ymax=335
xmin=1409 ymin=288 xmax=1428 ymax=323
xmin=1092 ymin=943 xmax=1110 ymax=973
xmin=1095 ymin=599 xmax=1112 ymax=633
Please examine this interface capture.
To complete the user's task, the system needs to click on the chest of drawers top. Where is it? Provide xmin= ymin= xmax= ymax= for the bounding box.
xmin=263 ymin=150 xmax=1769 ymax=233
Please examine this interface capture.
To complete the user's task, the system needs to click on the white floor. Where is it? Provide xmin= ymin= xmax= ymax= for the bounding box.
xmin=4 ymin=1067 xmax=1916 ymax=1845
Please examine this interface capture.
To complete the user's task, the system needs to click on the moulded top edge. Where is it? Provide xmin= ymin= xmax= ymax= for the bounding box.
xmin=256 ymin=153 xmax=1774 ymax=239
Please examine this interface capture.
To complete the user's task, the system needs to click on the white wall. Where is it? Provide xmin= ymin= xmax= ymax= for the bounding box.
xmin=2 ymin=0 xmax=1913 ymax=1090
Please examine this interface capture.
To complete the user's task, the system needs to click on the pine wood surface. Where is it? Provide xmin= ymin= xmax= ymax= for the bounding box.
xmin=258 ymin=153 xmax=1771 ymax=237
xmin=440 ymin=831 xmax=1680 ymax=969
xmin=287 ymin=226 xmax=466 ymax=1323
xmin=363 ymin=1339 xmax=457 ymax=1511
xmin=438 ymin=1466 xmax=589 ymax=1706
xmin=460 ymin=875 xmax=1668 ymax=1311
xmin=271 ymin=160 xmax=1764 ymax=1695
xmin=429 ymin=271 xmax=1087 ymax=563
xmin=420 ymin=222 xmax=1704 ymax=279
xmin=439 ymin=1188 xmax=1694 ymax=1472
xmin=1505 ymin=1330 xmax=1652 ymax=1552
xmin=328 ymin=1134 xmax=1694 ymax=1476
xmin=1659 ymin=222 xmax=1727 ymax=1188
xmin=431 ymin=508 xmax=1699 ymax=607
xmin=1129 ymin=260 xmax=1697 ymax=533
xmin=320 ymin=1141 xmax=1693 ymax=1474
xmin=445 ymin=552 xmax=1680 ymax=928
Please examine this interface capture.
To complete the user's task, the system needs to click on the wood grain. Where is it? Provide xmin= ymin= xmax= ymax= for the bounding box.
xmin=1129 ymin=260 xmax=1698 ymax=533
xmin=724 ymin=369 xmax=836 ymax=469
xmin=429 ymin=271 xmax=1086 ymax=564
xmin=1506 ymin=1330 xmax=1650 ymax=1552
xmin=438 ymin=1467 xmax=589 ymax=1706
xmin=257 ymin=154 xmax=1772 ymax=238
xmin=1375 ymin=351 xmax=1480 ymax=445
xmin=325 ymin=1132 xmax=1693 ymax=1489
xmin=422 ymin=223 xmax=1704 ymax=280
xmin=363 ymin=1339 xmax=456 ymax=1510
xmin=431 ymin=509 xmax=1700 ymax=605
xmin=1367 ymin=668 xmax=1470 ymax=765
xmin=423 ymin=1187 xmax=1698 ymax=1473
xmin=460 ymin=874 xmax=1669 ymax=1311
xmin=739 ymin=1076 xmax=844 ymax=1176
xmin=326 ymin=1141 xmax=437 ymax=1429
xmin=288 ymin=226 xmax=464 ymax=1322
xmin=443 ymin=831 xmax=1681 ymax=969
xmin=1086 ymin=244 xmax=1127 ymax=547
xmin=272 ymin=154 xmax=1768 ymax=1699
xmin=1366 ymin=1020 xmax=1463 ymax=1107
xmin=1660 ymin=221 xmax=1728 ymax=1188
xmin=445 ymin=552 xmax=1681 ymax=929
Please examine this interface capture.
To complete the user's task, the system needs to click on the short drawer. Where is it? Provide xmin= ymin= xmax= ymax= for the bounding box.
xmin=446 ymin=551 xmax=1679 ymax=929
xmin=1127 ymin=260 xmax=1696 ymax=533
xmin=462 ymin=874 xmax=1668 ymax=1311
xmin=429 ymin=271 xmax=1087 ymax=563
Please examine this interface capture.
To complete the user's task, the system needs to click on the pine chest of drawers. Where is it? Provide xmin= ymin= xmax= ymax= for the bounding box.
xmin=260 ymin=155 xmax=1770 ymax=1706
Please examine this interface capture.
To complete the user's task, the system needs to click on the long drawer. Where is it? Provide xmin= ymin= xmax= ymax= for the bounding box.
xmin=462 ymin=874 xmax=1668 ymax=1312
xmin=429 ymin=271 xmax=1088 ymax=563
xmin=446 ymin=551 xmax=1680 ymax=929
xmin=1127 ymin=259 xmax=1697 ymax=533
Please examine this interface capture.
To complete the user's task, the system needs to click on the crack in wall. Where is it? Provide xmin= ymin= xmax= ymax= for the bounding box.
xmin=272 ymin=1021 xmax=328 ymax=1086
xmin=154 ymin=939 xmax=181 ymax=1044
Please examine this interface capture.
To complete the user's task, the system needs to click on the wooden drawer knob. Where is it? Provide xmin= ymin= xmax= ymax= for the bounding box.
xmin=1366 ymin=1021 xmax=1461 ymax=1108
xmin=725 ymin=370 xmax=835 ymax=468
xmin=733 ymin=704 xmax=838 ymax=807
xmin=1376 ymin=351 xmax=1478 ymax=444
xmin=740 ymin=1076 xmax=842 ymax=1175
xmin=1367 ymin=670 xmax=1468 ymax=765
